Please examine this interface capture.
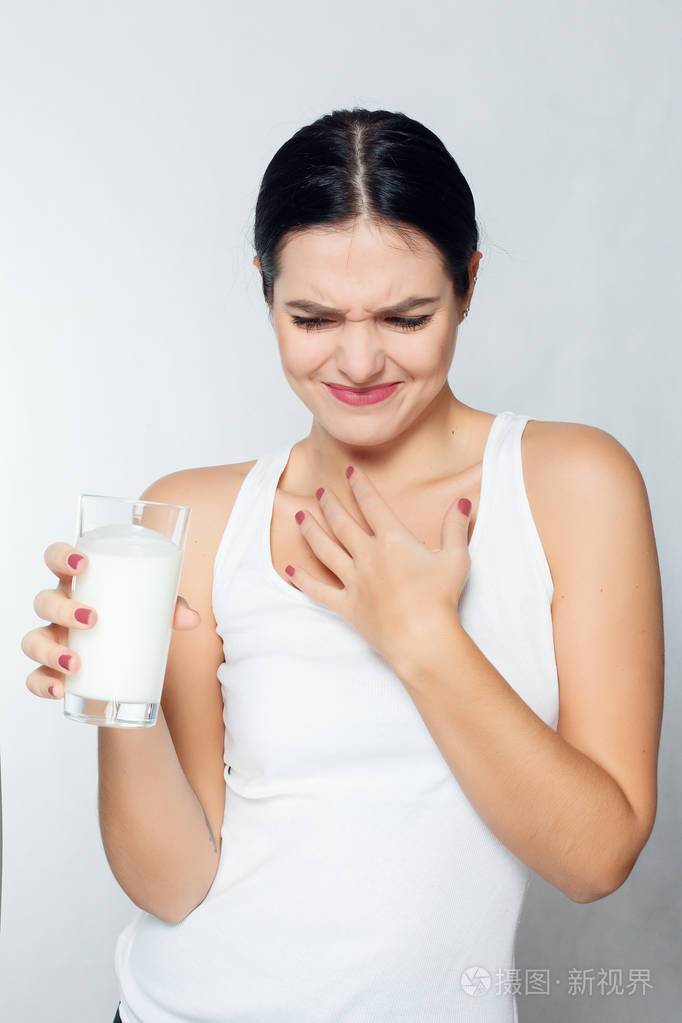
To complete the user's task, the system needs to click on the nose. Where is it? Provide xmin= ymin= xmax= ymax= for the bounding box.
xmin=332 ymin=324 xmax=388 ymax=383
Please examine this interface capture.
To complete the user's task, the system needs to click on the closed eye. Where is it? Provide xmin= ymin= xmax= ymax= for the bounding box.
xmin=290 ymin=315 xmax=432 ymax=333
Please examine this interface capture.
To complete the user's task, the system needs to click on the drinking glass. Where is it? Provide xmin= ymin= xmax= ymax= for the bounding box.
xmin=63 ymin=494 xmax=191 ymax=728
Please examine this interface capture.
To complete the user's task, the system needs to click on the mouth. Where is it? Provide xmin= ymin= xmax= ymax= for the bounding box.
xmin=323 ymin=381 xmax=402 ymax=406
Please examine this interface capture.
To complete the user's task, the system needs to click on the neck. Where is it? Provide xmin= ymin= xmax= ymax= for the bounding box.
xmin=299 ymin=384 xmax=475 ymax=496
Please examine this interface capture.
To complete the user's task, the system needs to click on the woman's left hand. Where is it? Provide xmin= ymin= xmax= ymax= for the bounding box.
xmin=286 ymin=464 xmax=472 ymax=663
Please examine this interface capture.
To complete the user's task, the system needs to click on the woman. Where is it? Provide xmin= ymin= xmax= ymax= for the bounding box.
xmin=25 ymin=107 xmax=663 ymax=1022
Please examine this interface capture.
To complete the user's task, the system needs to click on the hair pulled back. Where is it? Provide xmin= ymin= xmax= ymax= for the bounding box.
xmin=253 ymin=107 xmax=479 ymax=309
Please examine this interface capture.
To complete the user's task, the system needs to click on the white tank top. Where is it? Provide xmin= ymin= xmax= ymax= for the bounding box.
xmin=115 ymin=409 xmax=558 ymax=1022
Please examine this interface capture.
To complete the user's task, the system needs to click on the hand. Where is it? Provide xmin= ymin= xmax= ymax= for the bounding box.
xmin=286 ymin=465 xmax=472 ymax=663
xmin=21 ymin=541 xmax=201 ymax=701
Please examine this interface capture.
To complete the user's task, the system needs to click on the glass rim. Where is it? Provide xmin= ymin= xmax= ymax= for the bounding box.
xmin=79 ymin=492 xmax=191 ymax=512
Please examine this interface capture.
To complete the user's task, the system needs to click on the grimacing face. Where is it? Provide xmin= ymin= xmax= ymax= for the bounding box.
xmin=253 ymin=217 xmax=479 ymax=446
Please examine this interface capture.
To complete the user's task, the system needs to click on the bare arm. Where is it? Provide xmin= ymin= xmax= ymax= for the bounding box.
xmin=389 ymin=424 xmax=663 ymax=903
xmin=97 ymin=467 xmax=235 ymax=923
xmin=25 ymin=469 xmax=234 ymax=924
xmin=98 ymin=703 xmax=219 ymax=923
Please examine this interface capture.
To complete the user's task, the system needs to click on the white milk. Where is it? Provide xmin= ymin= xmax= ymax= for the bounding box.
xmin=66 ymin=524 xmax=184 ymax=703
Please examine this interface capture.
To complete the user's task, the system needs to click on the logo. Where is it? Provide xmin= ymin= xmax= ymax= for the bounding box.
xmin=460 ymin=965 xmax=492 ymax=996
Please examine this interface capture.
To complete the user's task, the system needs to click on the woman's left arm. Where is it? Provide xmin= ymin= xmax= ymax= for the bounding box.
xmin=390 ymin=424 xmax=664 ymax=904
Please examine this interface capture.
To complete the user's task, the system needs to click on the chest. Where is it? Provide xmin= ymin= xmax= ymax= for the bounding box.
xmin=266 ymin=425 xmax=557 ymax=608
xmin=268 ymin=462 xmax=486 ymax=593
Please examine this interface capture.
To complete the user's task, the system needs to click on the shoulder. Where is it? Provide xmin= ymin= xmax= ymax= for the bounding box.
xmin=141 ymin=458 xmax=259 ymax=502
xmin=138 ymin=459 xmax=260 ymax=610
xmin=140 ymin=457 xmax=260 ymax=529
xmin=522 ymin=416 xmax=645 ymax=481
xmin=520 ymin=417 xmax=653 ymax=587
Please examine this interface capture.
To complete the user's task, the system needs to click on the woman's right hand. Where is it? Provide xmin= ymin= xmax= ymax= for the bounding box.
xmin=21 ymin=541 xmax=202 ymax=701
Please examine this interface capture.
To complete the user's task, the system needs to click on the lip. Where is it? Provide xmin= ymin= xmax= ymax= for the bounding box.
xmin=323 ymin=382 xmax=402 ymax=406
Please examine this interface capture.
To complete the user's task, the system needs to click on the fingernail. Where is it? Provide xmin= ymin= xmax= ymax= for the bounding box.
xmin=315 ymin=487 xmax=325 ymax=500
xmin=58 ymin=654 xmax=73 ymax=671
xmin=295 ymin=510 xmax=305 ymax=524
xmin=345 ymin=465 xmax=354 ymax=478
xmin=48 ymin=686 xmax=56 ymax=697
xmin=74 ymin=608 xmax=93 ymax=624
xmin=68 ymin=554 xmax=84 ymax=570
xmin=285 ymin=565 xmax=295 ymax=576
xmin=458 ymin=498 xmax=472 ymax=516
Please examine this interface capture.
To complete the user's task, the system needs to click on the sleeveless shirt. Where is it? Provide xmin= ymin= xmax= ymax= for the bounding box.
xmin=114 ymin=409 xmax=559 ymax=1022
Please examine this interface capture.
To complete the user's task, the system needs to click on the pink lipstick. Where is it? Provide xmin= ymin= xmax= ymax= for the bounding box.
xmin=324 ymin=382 xmax=401 ymax=407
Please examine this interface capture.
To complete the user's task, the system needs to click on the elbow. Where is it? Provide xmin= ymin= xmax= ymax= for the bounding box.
xmin=567 ymin=803 xmax=656 ymax=905
xmin=168 ymin=840 xmax=223 ymax=924
xmin=159 ymin=892 xmax=207 ymax=926
xmin=567 ymin=860 xmax=635 ymax=904
xmin=567 ymin=831 xmax=652 ymax=905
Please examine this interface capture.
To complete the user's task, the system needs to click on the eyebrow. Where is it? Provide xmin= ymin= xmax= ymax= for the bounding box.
xmin=284 ymin=296 xmax=440 ymax=316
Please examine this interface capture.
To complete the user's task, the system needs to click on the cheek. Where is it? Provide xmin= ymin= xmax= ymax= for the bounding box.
xmin=278 ymin=337 xmax=326 ymax=379
xmin=398 ymin=336 xmax=451 ymax=376
xmin=279 ymin=331 xmax=333 ymax=375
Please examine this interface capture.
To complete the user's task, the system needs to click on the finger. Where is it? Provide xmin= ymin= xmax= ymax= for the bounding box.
xmin=174 ymin=595 xmax=202 ymax=629
xmin=293 ymin=509 xmax=353 ymax=584
xmin=343 ymin=465 xmax=404 ymax=537
xmin=441 ymin=496 xmax=472 ymax=550
xmin=315 ymin=485 xmax=374 ymax=557
xmin=45 ymin=541 xmax=90 ymax=596
xmin=21 ymin=623 xmax=82 ymax=677
xmin=33 ymin=587 xmax=98 ymax=630
xmin=26 ymin=663 xmax=68 ymax=700
xmin=283 ymin=560 xmax=346 ymax=615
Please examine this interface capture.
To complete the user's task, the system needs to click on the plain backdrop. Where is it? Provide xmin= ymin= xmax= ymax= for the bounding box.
xmin=1 ymin=1 xmax=680 ymax=1020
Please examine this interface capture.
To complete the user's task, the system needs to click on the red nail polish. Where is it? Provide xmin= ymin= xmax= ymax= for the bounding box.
xmin=74 ymin=608 xmax=92 ymax=624
xmin=68 ymin=553 xmax=84 ymax=570
xmin=285 ymin=564 xmax=295 ymax=576
xmin=295 ymin=510 xmax=305 ymax=524
xmin=48 ymin=686 xmax=56 ymax=697
xmin=315 ymin=487 xmax=325 ymax=500
xmin=458 ymin=498 xmax=472 ymax=516
xmin=58 ymin=654 xmax=72 ymax=670
xmin=345 ymin=465 xmax=354 ymax=478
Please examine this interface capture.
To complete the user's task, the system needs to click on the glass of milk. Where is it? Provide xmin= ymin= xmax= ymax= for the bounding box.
xmin=63 ymin=494 xmax=191 ymax=728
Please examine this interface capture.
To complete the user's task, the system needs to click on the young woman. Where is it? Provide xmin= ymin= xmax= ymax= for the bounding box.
xmin=24 ymin=107 xmax=663 ymax=1022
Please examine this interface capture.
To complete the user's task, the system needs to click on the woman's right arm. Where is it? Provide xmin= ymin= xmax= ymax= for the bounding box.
xmin=22 ymin=468 xmax=235 ymax=924
xmin=97 ymin=700 xmax=216 ymax=924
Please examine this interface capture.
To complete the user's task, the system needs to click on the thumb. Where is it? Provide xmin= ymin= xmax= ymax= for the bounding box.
xmin=174 ymin=594 xmax=202 ymax=629
xmin=441 ymin=496 xmax=472 ymax=550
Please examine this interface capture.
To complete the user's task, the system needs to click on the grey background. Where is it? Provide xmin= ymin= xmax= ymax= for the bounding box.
xmin=1 ymin=1 xmax=680 ymax=1020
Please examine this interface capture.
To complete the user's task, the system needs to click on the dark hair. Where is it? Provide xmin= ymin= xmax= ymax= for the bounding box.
xmin=252 ymin=107 xmax=479 ymax=310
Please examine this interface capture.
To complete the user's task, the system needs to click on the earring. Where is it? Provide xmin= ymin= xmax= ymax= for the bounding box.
xmin=462 ymin=273 xmax=477 ymax=319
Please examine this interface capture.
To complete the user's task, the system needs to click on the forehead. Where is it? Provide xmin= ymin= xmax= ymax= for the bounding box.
xmin=275 ymin=220 xmax=445 ymax=304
